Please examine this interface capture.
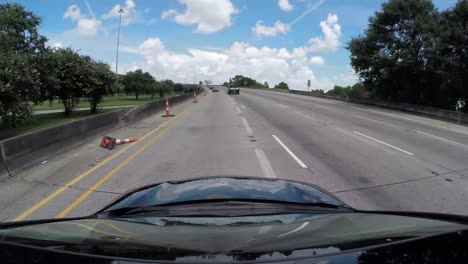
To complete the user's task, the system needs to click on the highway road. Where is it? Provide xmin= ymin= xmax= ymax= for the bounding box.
xmin=1 ymin=86 xmax=468 ymax=222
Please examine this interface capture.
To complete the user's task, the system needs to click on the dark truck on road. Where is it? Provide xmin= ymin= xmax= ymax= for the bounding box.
xmin=228 ymin=85 xmax=240 ymax=94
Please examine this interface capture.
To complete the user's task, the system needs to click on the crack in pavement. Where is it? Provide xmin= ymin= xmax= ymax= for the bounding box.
xmin=13 ymin=177 xmax=123 ymax=195
xmin=332 ymin=169 xmax=468 ymax=194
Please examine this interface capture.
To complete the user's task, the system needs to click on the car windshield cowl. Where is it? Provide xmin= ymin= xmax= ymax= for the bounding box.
xmin=99 ymin=199 xmax=354 ymax=217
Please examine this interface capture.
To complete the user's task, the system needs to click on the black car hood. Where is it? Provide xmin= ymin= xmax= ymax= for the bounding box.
xmin=100 ymin=176 xmax=348 ymax=212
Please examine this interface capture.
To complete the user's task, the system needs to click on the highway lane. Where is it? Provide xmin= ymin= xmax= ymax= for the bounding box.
xmin=0 ymin=89 xmax=312 ymax=221
xmin=1 ymin=86 xmax=468 ymax=222
xmin=236 ymin=88 xmax=468 ymax=214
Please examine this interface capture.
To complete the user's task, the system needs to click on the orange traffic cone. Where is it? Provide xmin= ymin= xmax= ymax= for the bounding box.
xmin=114 ymin=138 xmax=138 ymax=146
xmin=162 ymin=97 xmax=175 ymax=117
xmin=100 ymin=136 xmax=138 ymax=150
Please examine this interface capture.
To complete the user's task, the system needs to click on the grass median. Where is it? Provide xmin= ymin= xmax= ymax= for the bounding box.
xmin=33 ymin=94 xmax=161 ymax=111
xmin=0 ymin=108 xmax=124 ymax=141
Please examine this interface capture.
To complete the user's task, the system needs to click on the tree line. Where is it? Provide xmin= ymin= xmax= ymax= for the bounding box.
xmin=348 ymin=0 xmax=468 ymax=112
xmin=223 ymin=75 xmax=289 ymax=90
xmin=121 ymin=69 xmax=199 ymax=101
xmin=0 ymin=3 xmax=196 ymax=128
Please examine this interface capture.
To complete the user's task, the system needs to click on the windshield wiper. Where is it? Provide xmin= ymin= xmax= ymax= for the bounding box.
xmin=100 ymin=199 xmax=353 ymax=217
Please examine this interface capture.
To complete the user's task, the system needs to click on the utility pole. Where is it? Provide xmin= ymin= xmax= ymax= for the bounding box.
xmin=115 ymin=8 xmax=124 ymax=74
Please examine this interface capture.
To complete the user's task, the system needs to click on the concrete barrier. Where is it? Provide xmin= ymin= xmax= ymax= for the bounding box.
xmin=0 ymin=93 xmax=194 ymax=178
xmin=289 ymin=90 xmax=468 ymax=125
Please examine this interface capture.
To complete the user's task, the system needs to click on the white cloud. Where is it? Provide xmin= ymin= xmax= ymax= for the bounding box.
xmin=52 ymin=42 xmax=62 ymax=49
xmin=161 ymin=9 xmax=177 ymax=19
xmin=124 ymin=37 xmax=333 ymax=91
xmin=103 ymin=0 xmax=137 ymax=25
xmin=309 ymin=56 xmax=325 ymax=65
xmin=161 ymin=0 xmax=239 ymax=34
xmin=278 ymin=0 xmax=294 ymax=12
xmin=64 ymin=5 xmax=81 ymax=21
xmin=252 ymin=20 xmax=290 ymax=37
xmin=63 ymin=5 xmax=102 ymax=37
xmin=121 ymin=46 xmax=138 ymax=54
xmin=308 ymin=13 xmax=341 ymax=52
xmin=76 ymin=18 xmax=102 ymax=37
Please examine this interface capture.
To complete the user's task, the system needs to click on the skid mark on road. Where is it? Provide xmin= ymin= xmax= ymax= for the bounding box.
xmin=353 ymin=115 xmax=397 ymax=128
xmin=332 ymin=169 xmax=465 ymax=194
xmin=415 ymin=131 xmax=468 ymax=150
xmin=315 ymin=104 xmax=331 ymax=110
xmin=351 ymin=107 xmax=468 ymax=136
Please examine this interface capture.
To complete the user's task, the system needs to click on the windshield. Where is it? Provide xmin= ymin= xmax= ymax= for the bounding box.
xmin=1 ymin=0 xmax=468 ymax=255
xmin=1 ymin=213 xmax=465 ymax=262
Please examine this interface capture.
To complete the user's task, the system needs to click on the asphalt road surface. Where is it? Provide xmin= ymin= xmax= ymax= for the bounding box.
xmin=1 ymin=86 xmax=468 ymax=222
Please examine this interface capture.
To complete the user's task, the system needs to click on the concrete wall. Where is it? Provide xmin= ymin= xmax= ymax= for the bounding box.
xmin=289 ymin=90 xmax=468 ymax=125
xmin=0 ymin=93 xmax=195 ymax=178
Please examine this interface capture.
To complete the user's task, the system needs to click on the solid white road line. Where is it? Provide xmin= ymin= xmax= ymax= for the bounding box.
xmin=353 ymin=131 xmax=414 ymax=156
xmin=315 ymin=104 xmax=331 ymax=110
xmin=242 ymin=117 xmax=253 ymax=134
xmin=415 ymin=130 xmax=468 ymax=150
xmin=353 ymin=115 xmax=397 ymax=128
xmin=255 ymin=149 xmax=277 ymax=179
xmin=241 ymin=104 xmax=246 ymax=109
xmin=272 ymin=135 xmax=308 ymax=168
xmin=278 ymin=103 xmax=289 ymax=109
xmin=277 ymin=222 xmax=310 ymax=238
xmin=236 ymin=107 xmax=241 ymax=113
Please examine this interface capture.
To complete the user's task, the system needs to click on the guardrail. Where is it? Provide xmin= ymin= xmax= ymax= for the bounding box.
xmin=289 ymin=90 xmax=468 ymax=125
xmin=0 ymin=92 xmax=196 ymax=179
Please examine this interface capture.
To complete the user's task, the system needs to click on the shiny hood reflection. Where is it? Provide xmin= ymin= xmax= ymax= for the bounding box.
xmin=101 ymin=177 xmax=346 ymax=212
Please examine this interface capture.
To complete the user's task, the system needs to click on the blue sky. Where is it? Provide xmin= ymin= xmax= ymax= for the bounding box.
xmin=14 ymin=0 xmax=458 ymax=90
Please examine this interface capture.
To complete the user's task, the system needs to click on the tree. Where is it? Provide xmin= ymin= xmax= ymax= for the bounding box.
xmin=347 ymin=0 xmax=443 ymax=106
xmin=439 ymin=0 xmax=468 ymax=112
xmin=0 ymin=3 xmax=47 ymax=55
xmin=173 ymin=83 xmax=185 ymax=94
xmin=122 ymin=69 xmax=153 ymax=100
xmin=0 ymin=3 xmax=48 ymax=127
xmin=264 ymin=81 xmax=269 ymax=88
xmin=274 ymin=81 xmax=289 ymax=90
xmin=327 ymin=85 xmax=349 ymax=96
xmin=0 ymin=53 xmax=41 ymax=127
xmin=162 ymin=79 xmax=174 ymax=96
xmin=227 ymin=75 xmax=265 ymax=88
xmin=52 ymin=48 xmax=88 ymax=116
xmin=83 ymin=58 xmax=116 ymax=113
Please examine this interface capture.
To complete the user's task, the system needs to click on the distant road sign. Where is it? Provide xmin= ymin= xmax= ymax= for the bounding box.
xmin=307 ymin=80 xmax=311 ymax=87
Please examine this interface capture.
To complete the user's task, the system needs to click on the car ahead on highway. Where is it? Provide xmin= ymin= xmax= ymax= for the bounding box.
xmin=1 ymin=176 xmax=468 ymax=263
xmin=228 ymin=86 xmax=240 ymax=95
xmin=212 ymin=87 xmax=219 ymax=92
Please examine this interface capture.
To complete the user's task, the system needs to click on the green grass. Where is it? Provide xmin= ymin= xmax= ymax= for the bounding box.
xmin=0 ymin=108 xmax=123 ymax=140
xmin=33 ymin=94 xmax=161 ymax=111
